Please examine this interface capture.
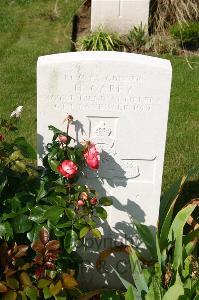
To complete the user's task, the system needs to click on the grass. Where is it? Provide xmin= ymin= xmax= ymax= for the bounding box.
xmin=162 ymin=55 xmax=199 ymax=191
xmin=0 ymin=0 xmax=82 ymax=147
xmin=0 ymin=0 xmax=198 ymax=192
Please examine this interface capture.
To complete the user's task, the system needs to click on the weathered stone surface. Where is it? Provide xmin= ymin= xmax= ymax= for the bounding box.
xmin=91 ymin=0 xmax=150 ymax=34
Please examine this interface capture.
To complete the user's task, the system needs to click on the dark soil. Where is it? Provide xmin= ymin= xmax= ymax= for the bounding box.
xmin=72 ymin=0 xmax=91 ymax=44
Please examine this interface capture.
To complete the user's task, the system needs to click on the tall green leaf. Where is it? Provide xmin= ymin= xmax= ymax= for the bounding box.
xmin=125 ymin=285 xmax=135 ymax=300
xmin=146 ymin=277 xmax=162 ymax=300
xmin=129 ymin=248 xmax=148 ymax=296
xmin=159 ymin=177 xmax=184 ymax=232
xmin=168 ymin=204 xmax=197 ymax=269
xmin=159 ymin=167 xmax=198 ymax=237
xmin=113 ymin=267 xmax=139 ymax=299
xmin=133 ymin=219 xmax=157 ymax=261
xmin=159 ymin=176 xmax=186 ymax=250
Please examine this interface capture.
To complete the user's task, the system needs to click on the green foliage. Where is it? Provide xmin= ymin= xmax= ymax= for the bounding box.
xmin=170 ymin=22 xmax=199 ymax=49
xmin=100 ymin=174 xmax=199 ymax=299
xmin=127 ymin=24 xmax=149 ymax=52
xmin=77 ymin=28 xmax=124 ymax=51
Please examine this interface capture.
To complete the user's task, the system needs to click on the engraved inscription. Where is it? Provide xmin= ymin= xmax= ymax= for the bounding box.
xmin=45 ymin=70 xmax=157 ymax=113
xmin=46 ymin=94 xmax=153 ymax=113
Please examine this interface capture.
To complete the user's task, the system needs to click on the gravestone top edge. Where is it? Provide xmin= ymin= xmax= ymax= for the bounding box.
xmin=37 ymin=51 xmax=171 ymax=72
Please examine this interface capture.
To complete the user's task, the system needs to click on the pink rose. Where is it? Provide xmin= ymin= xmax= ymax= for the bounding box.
xmin=57 ymin=160 xmax=78 ymax=179
xmin=77 ymin=200 xmax=84 ymax=207
xmin=83 ymin=143 xmax=100 ymax=170
xmin=58 ymin=135 xmax=68 ymax=144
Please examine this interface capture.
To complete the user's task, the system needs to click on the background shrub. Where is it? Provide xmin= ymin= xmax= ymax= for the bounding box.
xmin=150 ymin=0 xmax=199 ymax=33
xmin=170 ymin=22 xmax=199 ymax=49
xmin=77 ymin=28 xmax=124 ymax=51
xmin=127 ymin=24 xmax=149 ymax=53
xmin=148 ymin=34 xmax=179 ymax=54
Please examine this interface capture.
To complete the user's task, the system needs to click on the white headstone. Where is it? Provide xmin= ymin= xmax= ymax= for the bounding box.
xmin=91 ymin=0 xmax=150 ymax=34
xmin=37 ymin=51 xmax=172 ymax=287
xmin=37 ymin=51 xmax=172 ymax=227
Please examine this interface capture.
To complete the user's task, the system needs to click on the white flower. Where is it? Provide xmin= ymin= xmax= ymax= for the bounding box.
xmin=10 ymin=106 xmax=24 ymax=118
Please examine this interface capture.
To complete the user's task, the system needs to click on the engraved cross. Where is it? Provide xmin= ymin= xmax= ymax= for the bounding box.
xmin=118 ymin=0 xmax=123 ymax=17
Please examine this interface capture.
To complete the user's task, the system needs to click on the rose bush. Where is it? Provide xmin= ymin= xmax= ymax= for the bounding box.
xmin=0 ymin=110 xmax=112 ymax=299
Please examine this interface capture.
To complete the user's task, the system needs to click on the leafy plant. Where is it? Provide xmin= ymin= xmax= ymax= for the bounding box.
xmin=97 ymin=173 xmax=199 ymax=299
xmin=170 ymin=22 xmax=199 ymax=49
xmin=0 ymin=229 xmax=82 ymax=299
xmin=127 ymin=24 xmax=149 ymax=53
xmin=0 ymin=240 xmax=34 ymax=299
xmin=77 ymin=27 xmax=124 ymax=51
xmin=0 ymin=107 xmax=38 ymax=242
xmin=0 ymin=109 xmax=112 ymax=292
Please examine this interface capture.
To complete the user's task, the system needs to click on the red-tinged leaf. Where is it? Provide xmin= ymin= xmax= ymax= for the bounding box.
xmin=34 ymin=254 xmax=43 ymax=265
xmin=45 ymin=240 xmax=60 ymax=251
xmin=40 ymin=227 xmax=49 ymax=245
xmin=96 ymin=245 xmax=132 ymax=269
xmin=4 ymin=268 xmax=16 ymax=278
xmin=45 ymin=252 xmax=58 ymax=262
xmin=45 ymin=262 xmax=56 ymax=270
xmin=31 ymin=240 xmax=45 ymax=253
xmin=14 ymin=245 xmax=29 ymax=259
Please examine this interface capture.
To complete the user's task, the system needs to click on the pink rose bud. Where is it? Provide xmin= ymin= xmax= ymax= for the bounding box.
xmin=83 ymin=143 xmax=100 ymax=170
xmin=64 ymin=114 xmax=74 ymax=123
xmin=58 ymin=135 xmax=68 ymax=144
xmin=90 ymin=197 xmax=97 ymax=205
xmin=80 ymin=192 xmax=88 ymax=200
xmin=77 ymin=200 xmax=84 ymax=207
xmin=0 ymin=134 xmax=4 ymax=141
xmin=57 ymin=160 xmax=78 ymax=179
